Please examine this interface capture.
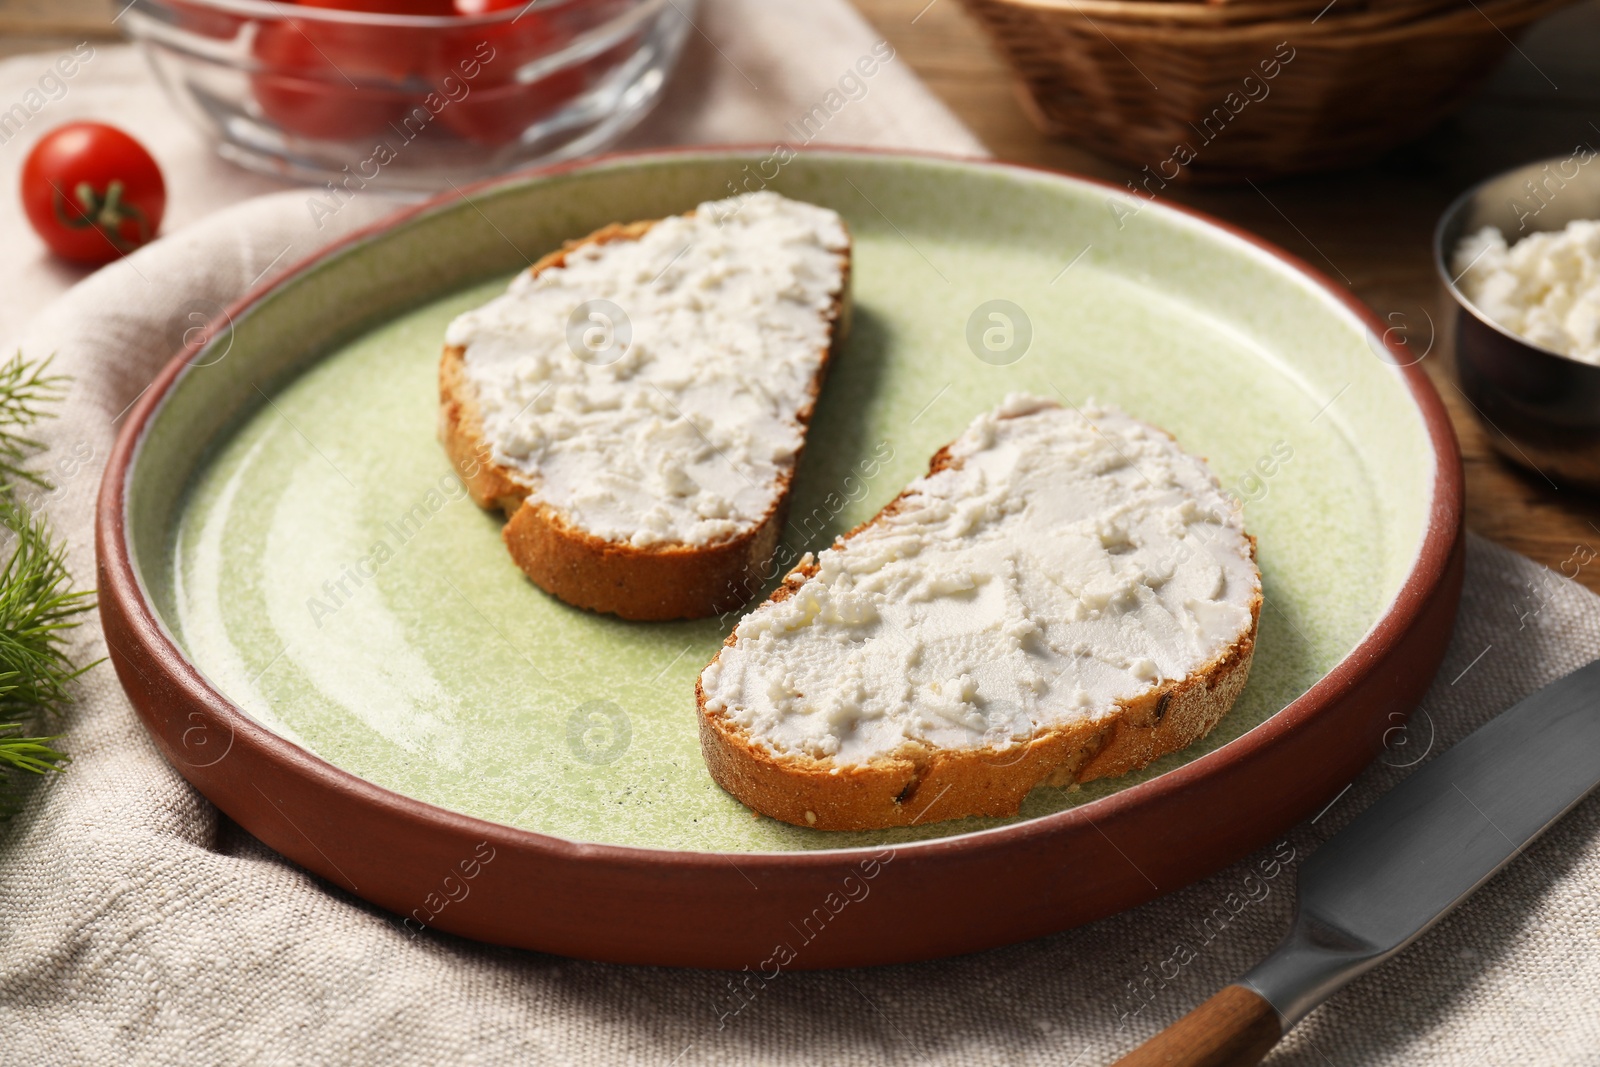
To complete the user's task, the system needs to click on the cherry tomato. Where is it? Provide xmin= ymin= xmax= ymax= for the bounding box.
xmin=251 ymin=20 xmax=413 ymax=140
xmin=20 ymin=122 xmax=166 ymax=265
xmin=429 ymin=9 xmax=552 ymax=85
xmin=253 ymin=0 xmax=455 ymax=95
xmin=292 ymin=0 xmax=454 ymax=12
xmin=247 ymin=0 xmax=640 ymax=147
xmin=439 ymin=67 xmax=587 ymax=145
xmin=290 ymin=0 xmax=454 ymax=80
xmin=426 ymin=8 xmax=581 ymax=146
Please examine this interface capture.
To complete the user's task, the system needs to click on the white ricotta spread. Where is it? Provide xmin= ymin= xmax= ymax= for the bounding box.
xmin=446 ymin=191 xmax=849 ymax=547
xmin=699 ymin=396 xmax=1260 ymax=766
xmin=1454 ymin=220 xmax=1600 ymax=364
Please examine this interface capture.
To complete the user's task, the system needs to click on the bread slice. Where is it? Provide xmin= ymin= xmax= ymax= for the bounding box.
xmin=696 ymin=396 xmax=1262 ymax=830
xmin=439 ymin=192 xmax=852 ymax=621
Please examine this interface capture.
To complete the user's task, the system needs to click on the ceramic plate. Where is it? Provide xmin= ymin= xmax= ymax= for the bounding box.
xmin=99 ymin=149 xmax=1462 ymax=966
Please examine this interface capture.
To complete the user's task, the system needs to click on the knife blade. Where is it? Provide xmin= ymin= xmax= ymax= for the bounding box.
xmin=1113 ymin=656 xmax=1600 ymax=1067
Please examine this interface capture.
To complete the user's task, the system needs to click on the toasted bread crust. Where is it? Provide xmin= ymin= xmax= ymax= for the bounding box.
xmin=695 ymin=440 xmax=1262 ymax=830
xmin=439 ymin=217 xmax=852 ymax=621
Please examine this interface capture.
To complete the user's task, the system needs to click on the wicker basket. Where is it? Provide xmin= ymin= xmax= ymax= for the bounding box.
xmin=1044 ymin=0 xmax=1465 ymax=29
xmin=960 ymin=0 xmax=1575 ymax=181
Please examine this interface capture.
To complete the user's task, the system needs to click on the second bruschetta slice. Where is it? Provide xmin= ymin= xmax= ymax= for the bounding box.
xmin=697 ymin=396 xmax=1262 ymax=829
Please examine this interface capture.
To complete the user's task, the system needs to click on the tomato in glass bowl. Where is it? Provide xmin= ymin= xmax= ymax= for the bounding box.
xmin=122 ymin=0 xmax=695 ymax=189
xmin=249 ymin=21 xmax=416 ymax=141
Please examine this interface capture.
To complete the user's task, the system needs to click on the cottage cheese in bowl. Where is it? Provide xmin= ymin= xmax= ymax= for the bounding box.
xmin=1453 ymin=219 xmax=1600 ymax=363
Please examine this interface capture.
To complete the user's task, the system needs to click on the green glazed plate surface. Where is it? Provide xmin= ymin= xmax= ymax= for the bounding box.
xmin=135 ymin=152 xmax=1434 ymax=852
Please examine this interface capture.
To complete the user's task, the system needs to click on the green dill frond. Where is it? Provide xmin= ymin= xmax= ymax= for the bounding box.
xmin=0 ymin=499 xmax=97 ymax=721
xmin=0 ymin=724 xmax=68 ymax=816
xmin=0 ymin=353 xmax=95 ymax=818
xmin=0 ymin=353 xmax=68 ymax=496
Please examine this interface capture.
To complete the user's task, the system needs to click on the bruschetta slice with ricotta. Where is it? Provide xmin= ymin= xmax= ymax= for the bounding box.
xmin=439 ymin=192 xmax=851 ymax=620
xmin=696 ymin=396 xmax=1262 ymax=829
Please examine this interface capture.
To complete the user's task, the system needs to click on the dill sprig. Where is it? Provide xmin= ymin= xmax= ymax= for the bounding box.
xmin=0 ymin=354 xmax=67 ymax=496
xmin=0 ymin=498 xmax=97 ymax=720
xmin=0 ymin=353 xmax=95 ymax=817
xmin=0 ymin=728 xmax=68 ymax=817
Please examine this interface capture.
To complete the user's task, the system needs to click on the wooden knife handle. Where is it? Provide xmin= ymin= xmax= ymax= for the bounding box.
xmin=1110 ymin=984 xmax=1283 ymax=1067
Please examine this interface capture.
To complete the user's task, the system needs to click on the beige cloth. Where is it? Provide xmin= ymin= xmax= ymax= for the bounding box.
xmin=2 ymin=6 xmax=1599 ymax=1066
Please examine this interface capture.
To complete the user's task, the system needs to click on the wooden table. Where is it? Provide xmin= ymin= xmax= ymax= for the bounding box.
xmin=7 ymin=0 xmax=1600 ymax=588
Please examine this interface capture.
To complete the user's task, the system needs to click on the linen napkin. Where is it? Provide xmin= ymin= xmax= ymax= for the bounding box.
xmin=4 ymin=5 xmax=1600 ymax=1065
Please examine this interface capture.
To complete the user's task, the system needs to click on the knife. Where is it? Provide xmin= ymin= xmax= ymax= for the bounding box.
xmin=1111 ymin=657 xmax=1600 ymax=1067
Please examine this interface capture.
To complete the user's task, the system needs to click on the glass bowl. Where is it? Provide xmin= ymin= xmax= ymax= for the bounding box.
xmin=121 ymin=0 xmax=693 ymax=190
